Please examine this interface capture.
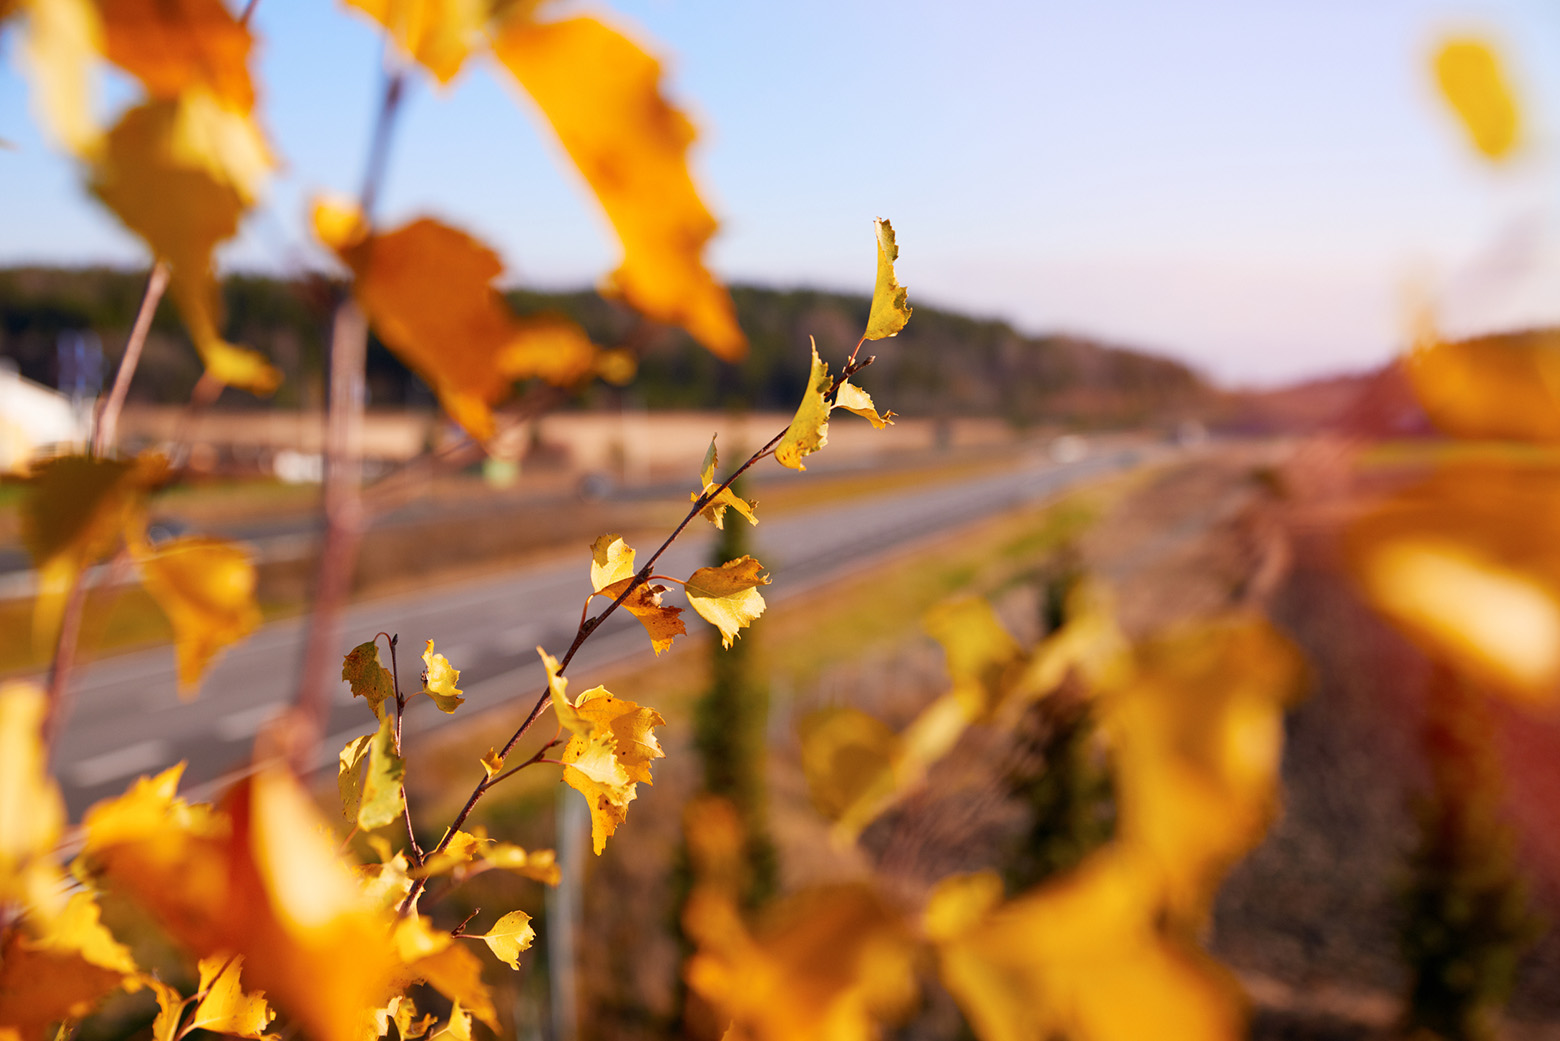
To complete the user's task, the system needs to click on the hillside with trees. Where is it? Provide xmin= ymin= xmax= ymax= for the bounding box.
xmin=1 ymin=267 xmax=1212 ymax=428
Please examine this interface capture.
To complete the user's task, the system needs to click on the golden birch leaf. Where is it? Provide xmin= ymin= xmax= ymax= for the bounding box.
xmin=420 ymin=640 xmax=464 ymax=713
xmin=97 ymin=0 xmax=254 ymax=109
xmin=189 ymin=955 xmax=276 ymax=1039
xmin=1101 ymin=616 xmax=1304 ymax=927
xmin=589 ymin=533 xmax=635 ymax=592
xmin=798 ymin=707 xmax=901 ymax=835
xmin=481 ymin=843 xmax=560 ymax=886
xmin=341 ymin=641 xmax=396 ymax=721
xmin=683 ymin=882 xmax=919 ymax=1041
xmin=480 ymin=748 xmax=504 ymax=780
xmin=865 ymin=218 xmax=912 ymax=340
xmin=1434 ymin=38 xmax=1519 ymax=161
xmin=586 ymin=533 xmax=633 ymax=589
xmin=923 ymin=596 xmax=1023 ymax=718
xmin=599 ymin=577 xmax=686 ymax=655
xmin=475 ymin=910 xmax=535 ymax=970
xmin=1344 ymin=462 xmax=1560 ymax=706
xmin=18 ymin=0 xmax=103 ymax=154
xmin=931 ymin=852 xmax=1244 ymax=1041
xmin=685 ymin=555 xmax=770 ymax=648
xmin=357 ymin=712 xmax=405 ymax=832
xmin=342 ymin=0 xmax=483 ymax=85
xmin=570 ymin=688 xmax=667 ymax=785
xmin=0 ymin=683 xmax=66 ymax=917
xmin=312 ymin=205 xmax=597 ymax=441
xmin=82 ymin=766 xmax=400 ymax=1041
xmin=90 ymin=95 xmax=279 ymax=394
xmin=0 ymin=931 xmax=127 ymax=1041
xmin=833 ymin=380 xmax=895 ymax=429
xmin=427 ymin=1000 xmax=472 ymax=1041
xmin=775 ymin=339 xmax=830 ymax=471
xmin=1403 ymin=325 xmax=1560 ymax=443
xmin=389 ymin=917 xmax=497 ymax=1030
xmin=336 ymin=733 xmax=371 ymax=824
xmin=559 ymin=689 xmax=668 ymax=854
xmin=691 ymin=437 xmax=758 ymax=530
xmin=490 ymin=14 xmax=745 ymax=360
xmin=130 ymin=535 xmax=260 ymax=697
xmin=21 ymin=453 xmax=156 ymax=654
xmin=143 ymin=976 xmax=189 ymax=1041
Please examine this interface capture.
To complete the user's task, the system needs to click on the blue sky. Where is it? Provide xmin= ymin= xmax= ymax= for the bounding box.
xmin=2 ymin=0 xmax=1557 ymax=385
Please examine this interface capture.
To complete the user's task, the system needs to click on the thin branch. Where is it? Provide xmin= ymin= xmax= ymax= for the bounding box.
xmin=449 ymin=908 xmax=481 ymax=938
xmin=238 ymin=0 xmax=261 ymax=24
xmin=41 ymin=567 xmax=93 ymax=761
xmin=92 ymin=262 xmax=169 ymax=456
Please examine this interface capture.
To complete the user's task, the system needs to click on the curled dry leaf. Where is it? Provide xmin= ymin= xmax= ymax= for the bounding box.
xmin=490 ymin=14 xmax=745 ymax=360
xmin=420 ymin=640 xmax=464 ymax=713
xmin=775 ymin=340 xmax=830 ymax=471
xmin=865 ymin=217 xmax=912 ymax=340
xmin=692 ymin=437 xmax=758 ymax=530
xmin=833 ymin=380 xmax=895 ymax=429
xmin=342 ymin=640 xmax=396 ymax=722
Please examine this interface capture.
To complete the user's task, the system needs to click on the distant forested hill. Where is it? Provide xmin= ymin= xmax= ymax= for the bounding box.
xmin=1 ymin=267 xmax=1212 ymax=427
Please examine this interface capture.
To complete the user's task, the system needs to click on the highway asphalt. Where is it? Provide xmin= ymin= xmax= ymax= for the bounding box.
xmin=44 ymin=442 xmax=1160 ymax=817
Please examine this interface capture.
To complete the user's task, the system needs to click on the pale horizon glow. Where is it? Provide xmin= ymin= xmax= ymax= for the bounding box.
xmin=2 ymin=0 xmax=1558 ymax=389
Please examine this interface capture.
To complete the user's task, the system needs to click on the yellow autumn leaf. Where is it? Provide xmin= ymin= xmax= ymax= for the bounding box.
xmin=357 ymin=712 xmax=406 ymax=831
xmin=0 ymin=682 xmax=66 ymax=920
xmin=144 ymin=975 xmax=189 ymax=1041
xmin=188 ymin=955 xmax=275 ymax=1040
xmin=1101 ymin=615 xmax=1304 ymax=926
xmin=336 ymin=732 xmax=371 ymax=825
xmin=97 ymin=0 xmax=254 ymax=109
xmin=923 ymin=596 xmax=1023 ymax=718
xmin=412 ymin=826 xmax=560 ymax=886
xmin=90 ymin=94 xmax=279 ymax=394
xmin=864 ymin=218 xmax=912 ymax=340
xmin=0 ymin=930 xmax=128 ymax=1041
xmin=1433 ymin=37 xmax=1520 ymax=161
xmin=427 ymin=1000 xmax=472 ymax=1041
xmin=480 ymin=842 xmax=560 ymax=885
xmin=775 ymin=339 xmax=830 ymax=471
xmin=931 ymin=853 xmax=1245 ymax=1041
xmin=312 ymin=204 xmax=597 ymax=441
xmin=21 ymin=453 xmax=156 ymax=654
xmin=130 ymin=534 xmax=260 ymax=697
xmin=81 ymin=765 xmax=399 ymax=1041
xmin=798 ymin=706 xmax=901 ymax=836
xmin=490 ymin=14 xmax=745 ymax=360
xmin=683 ymin=881 xmax=919 ymax=1041
xmin=342 ymin=0 xmax=483 ymax=85
xmin=476 ymin=910 xmax=535 ymax=970
xmin=599 ymin=577 xmax=687 ymax=656
xmin=540 ymin=649 xmax=666 ymax=853
xmin=420 ymin=639 xmax=464 ymax=713
xmin=589 ymin=532 xmax=636 ymax=591
xmin=1403 ymin=325 xmax=1560 ymax=443
xmin=833 ymin=380 xmax=895 ymax=429
xmin=389 ymin=916 xmax=497 ymax=1031
xmin=341 ymin=640 xmax=396 ymax=721
xmin=692 ymin=436 xmax=758 ymax=530
xmin=480 ymin=747 xmax=504 ymax=779
xmin=684 ymin=556 xmax=770 ymax=649
xmin=17 ymin=0 xmax=103 ymax=154
xmin=1346 ymin=462 xmax=1560 ymax=707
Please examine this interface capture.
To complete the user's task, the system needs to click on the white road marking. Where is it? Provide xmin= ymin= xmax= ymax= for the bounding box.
xmin=67 ymin=739 xmax=173 ymax=788
xmin=214 ymin=702 xmax=285 ymax=742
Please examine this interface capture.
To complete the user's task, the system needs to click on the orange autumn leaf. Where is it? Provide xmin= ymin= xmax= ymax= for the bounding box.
xmin=599 ymin=577 xmax=687 ymax=656
xmin=313 ymin=204 xmax=597 ymax=441
xmin=1403 ymin=327 xmax=1560 ymax=444
xmin=342 ymin=0 xmax=483 ymax=85
xmin=490 ymin=15 xmax=745 ymax=360
xmin=130 ymin=535 xmax=260 ymax=697
xmin=0 ymin=931 xmax=129 ymax=1041
xmin=97 ymin=0 xmax=254 ymax=109
xmin=82 ymin=765 xmax=398 ymax=1041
